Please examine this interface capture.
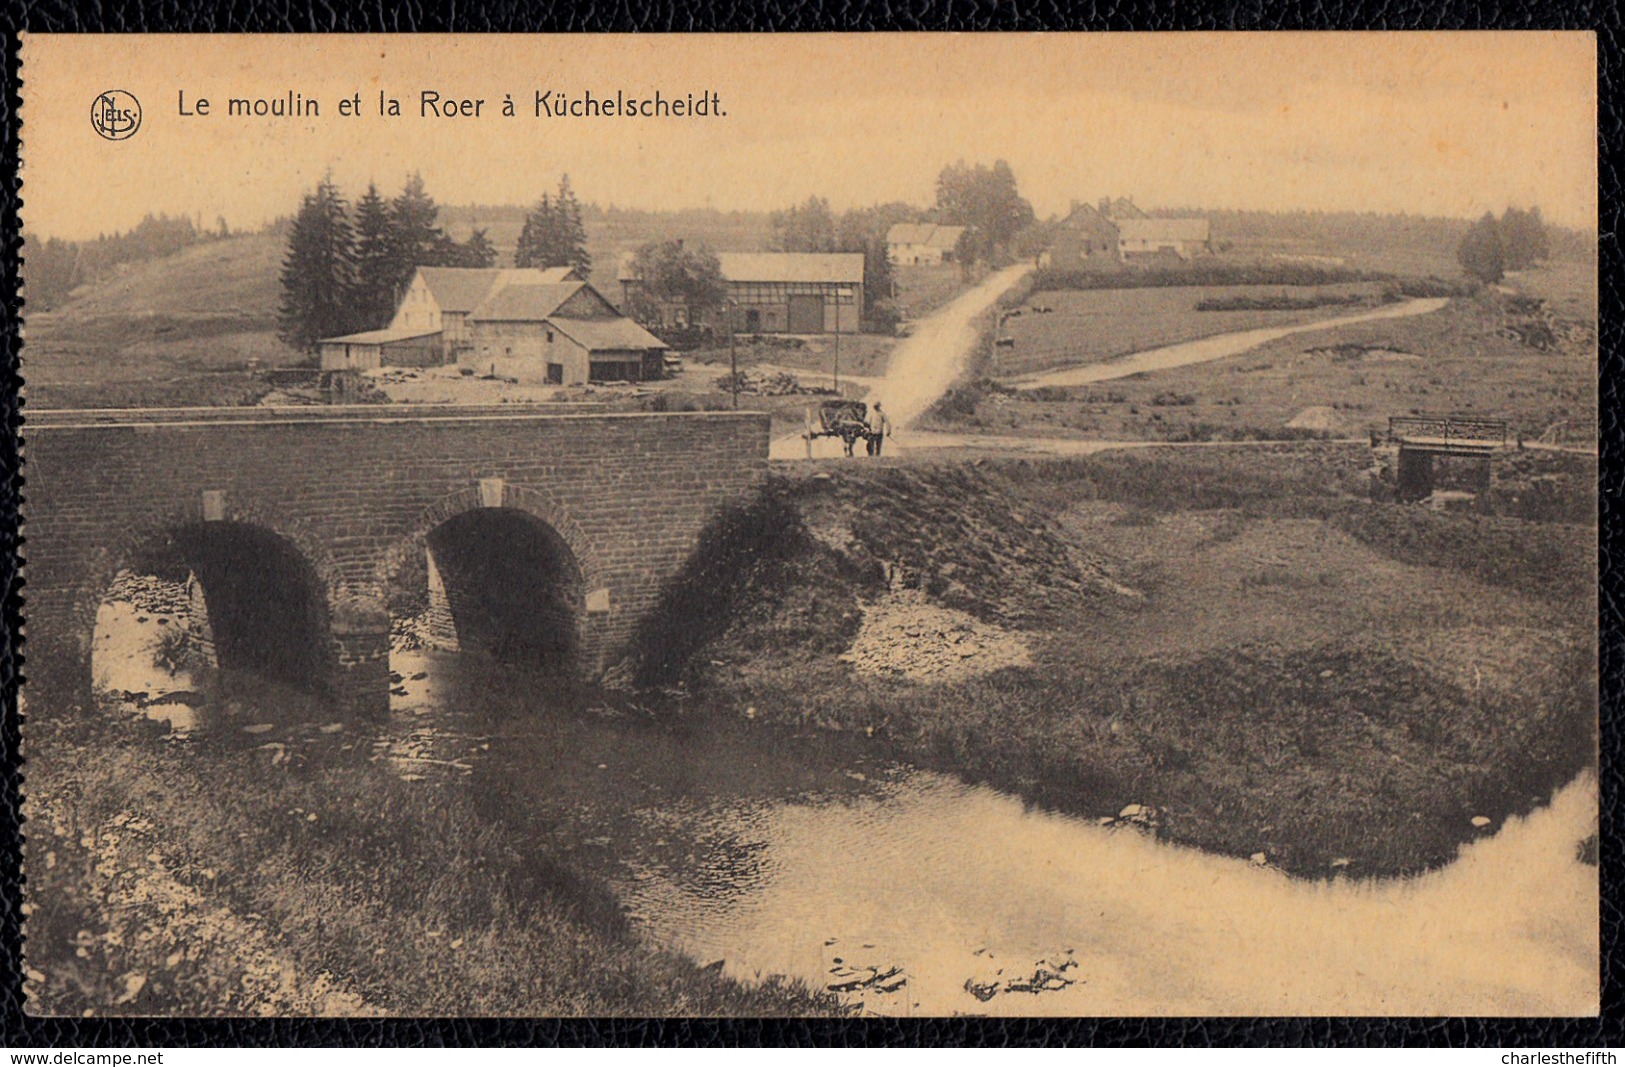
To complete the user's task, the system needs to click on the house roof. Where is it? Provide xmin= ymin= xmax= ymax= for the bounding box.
xmin=888 ymin=223 xmax=966 ymax=249
xmin=550 ymin=316 xmax=669 ymax=353
xmin=616 ymin=250 xmax=865 ymax=286
xmin=1102 ymin=197 xmax=1148 ymax=221
xmin=416 ymin=267 xmax=580 ymax=313
xmin=319 ymin=326 xmax=442 ymax=345
xmin=1116 ymin=218 xmax=1211 ymax=243
xmin=1060 ymin=203 xmax=1114 ymax=230
xmin=471 ymin=282 xmax=588 ymax=322
xmin=717 ymin=252 xmax=866 ymax=285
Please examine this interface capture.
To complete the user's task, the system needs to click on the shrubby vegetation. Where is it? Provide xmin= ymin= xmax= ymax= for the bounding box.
xmin=1458 ymin=206 xmax=1554 ymax=284
xmin=1032 ymin=261 xmax=1385 ymax=292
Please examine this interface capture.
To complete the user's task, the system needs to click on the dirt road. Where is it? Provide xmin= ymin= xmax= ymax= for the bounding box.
xmin=1010 ymin=297 xmax=1449 ymax=390
xmin=770 ymin=264 xmax=1033 ymax=459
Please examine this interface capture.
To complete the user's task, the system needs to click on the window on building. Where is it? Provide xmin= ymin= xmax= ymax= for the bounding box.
xmin=546 ymin=330 xmax=554 ymax=344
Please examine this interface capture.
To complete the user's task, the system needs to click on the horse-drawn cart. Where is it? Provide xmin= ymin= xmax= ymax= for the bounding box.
xmin=805 ymin=398 xmax=871 ymax=456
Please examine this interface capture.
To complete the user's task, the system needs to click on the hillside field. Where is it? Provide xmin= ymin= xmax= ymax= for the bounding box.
xmin=928 ymin=260 xmax=1595 ymax=446
xmin=991 ymin=282 xmax=1391 ymax=379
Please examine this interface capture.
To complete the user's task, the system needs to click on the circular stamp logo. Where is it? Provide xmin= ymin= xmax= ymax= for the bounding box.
xmin=91 ymin=90 xmax=142 ymax=141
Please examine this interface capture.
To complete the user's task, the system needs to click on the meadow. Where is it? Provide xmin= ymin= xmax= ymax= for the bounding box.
xmin=991 ymin=282 xmax=1391 ymax=379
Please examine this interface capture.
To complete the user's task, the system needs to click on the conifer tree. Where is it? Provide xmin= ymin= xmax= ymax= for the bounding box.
xmin=351 ymin=182 xmax=397 ymax=329
xmin=515 ymin=177 xmax=591 ymax=272
xmin=387 ymin=173 xmax=447 ymax=290
xmin=554 ymin=174 xmax=592 ymax=274
xmin=278 ymin=176 xmax=358 ymax=352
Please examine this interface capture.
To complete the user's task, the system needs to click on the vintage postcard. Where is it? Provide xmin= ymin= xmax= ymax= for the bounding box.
xmin=15 ymin=33 xmax=1598 ymax=1018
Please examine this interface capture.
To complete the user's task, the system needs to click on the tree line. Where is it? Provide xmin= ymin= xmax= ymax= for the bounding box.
xmin=1457 ymin=206 xmax=1553 ymax=284
xmin=24 ymin=213 xmax=233 ymax=312
xmin=279 ymin=173 xmax=591 ymax=353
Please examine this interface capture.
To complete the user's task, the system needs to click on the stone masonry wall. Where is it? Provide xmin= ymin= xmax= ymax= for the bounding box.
xmin=25 ymin=408 xmax=770 ymax=715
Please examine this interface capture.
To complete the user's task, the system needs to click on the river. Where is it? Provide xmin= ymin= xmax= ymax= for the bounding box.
xmin=384 ymin=650 xmax=1597 ymax=1017
xmin=92 ymin=604 xmax=1598 ymax=1017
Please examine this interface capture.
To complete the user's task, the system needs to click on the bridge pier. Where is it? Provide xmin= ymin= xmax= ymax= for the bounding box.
xmin=1396 ymin=447 xmax=1434 ymax=502
xmin=25 ymin=406 xmax=772 ymax=724
xmin=329 ymin=600 xmax=393 ymax=717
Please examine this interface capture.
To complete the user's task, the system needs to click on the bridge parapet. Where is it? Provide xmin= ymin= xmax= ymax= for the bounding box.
xmin=25 ymin=402 xmax=620 ymax=428
xmin=25 ymin=408 xmax=771 ymax=716
xmin=1388 ymin=414 xmax=1510 ymax=454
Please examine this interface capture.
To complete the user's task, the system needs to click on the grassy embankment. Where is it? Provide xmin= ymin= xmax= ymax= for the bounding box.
xmin=24 ymin=234 xmax=301 ymax=409
xmin=924 ymin=260 xmax=1595 ymax=446
xmin=23 ymin=710 xmax=839 ymax=1017
xmin=633 ymin=445 xmax=1596 ymax=880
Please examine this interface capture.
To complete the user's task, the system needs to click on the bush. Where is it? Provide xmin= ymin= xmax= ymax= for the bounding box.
xmin=1031 ymin=262 xmax=1385 ymax=292
xmin=1194 ymin=292 xmax=1375 ymax=312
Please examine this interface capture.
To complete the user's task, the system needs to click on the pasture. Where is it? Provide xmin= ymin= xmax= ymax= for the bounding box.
xmin=991 ymin=283 xmax=1390 ymax=379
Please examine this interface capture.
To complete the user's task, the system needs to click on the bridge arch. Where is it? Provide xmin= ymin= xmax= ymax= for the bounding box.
xmin=84 ymin=512 xmax=339 ymax=701
xmin=379 ymin=483 xmax=608 ymax=676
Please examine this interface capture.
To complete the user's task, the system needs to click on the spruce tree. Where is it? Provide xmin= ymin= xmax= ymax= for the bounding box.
xmin=388 ymin=173 xmax=446 ymax=290
xmin=462 ymin=228 xmax=497 ymax=268
xmin=352 ymin=182 xmax=396 ymax=329
xmin=278 ymin=176 xmax=358 ymax=353
xmin=514 ymin=193 xmax=555 ymax=269
xmin=515 ymin=178 xmax=591 ymax=272
xmin=555 ymin=174 xmax=592 ymax=274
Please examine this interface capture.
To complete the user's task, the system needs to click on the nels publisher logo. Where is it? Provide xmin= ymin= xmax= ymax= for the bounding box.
xmin=90 ymin=90 xmax=142 ymax=141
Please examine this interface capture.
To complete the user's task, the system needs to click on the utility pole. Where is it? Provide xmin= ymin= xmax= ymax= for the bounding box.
xmin=832 ymin=287 xmax=851 ymax=394
xmin=727 ymin=300 xmax=738 ymax=409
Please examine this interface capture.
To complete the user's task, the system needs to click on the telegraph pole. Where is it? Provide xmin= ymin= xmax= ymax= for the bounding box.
xmin=727 ymin=299 xmax=739 ymax=409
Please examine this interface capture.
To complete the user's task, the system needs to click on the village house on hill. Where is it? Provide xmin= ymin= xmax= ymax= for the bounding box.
xmin=617 ymin=250 xmax=864 ymax=335
xmin=1043 ymin=197 xmax=1211 ymax=269
xmin=886 ymin=222 xmax=967 ymax=266
xmin=319 ymin=266 xmax=670 ymax=386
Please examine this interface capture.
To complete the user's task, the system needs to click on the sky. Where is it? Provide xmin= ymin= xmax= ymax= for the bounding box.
xmin=20 ymin=33 xmax=1598 ymax=241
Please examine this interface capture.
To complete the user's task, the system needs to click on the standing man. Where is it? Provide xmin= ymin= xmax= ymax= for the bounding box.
xmin=866 ymin=401 xmax=893 ymax=456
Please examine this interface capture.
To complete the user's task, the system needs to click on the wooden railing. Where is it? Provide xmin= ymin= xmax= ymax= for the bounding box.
xmin=1389 ymin=415 xmax=1509 ymax=448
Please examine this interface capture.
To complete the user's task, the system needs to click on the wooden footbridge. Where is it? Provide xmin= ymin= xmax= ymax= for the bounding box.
xmin=1387 ymin=415 xmax=1511 ymax=501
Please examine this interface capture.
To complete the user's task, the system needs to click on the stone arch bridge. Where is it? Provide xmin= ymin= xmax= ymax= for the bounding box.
xmin=25 ymin=405 xmax=770 ymax=715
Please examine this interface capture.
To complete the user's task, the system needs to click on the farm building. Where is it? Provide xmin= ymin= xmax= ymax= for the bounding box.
xmin=1117 ymin=218 xmax=1212 ymax=260
xmin=468 ymin=280 xmax=668 ymax=384
xmin=1042 ymin=202 xmax=1125 ymax=270
xmin=617 ymin=250 xmax=865 ymax=335
xmin=388 ymin=265 xmax=584 ymax=363
xmin=1042 ymin=197 xmax=1209 ymax=269
xmin=317 ymin=326 xmax=444 ymax=372
xmin=886 ymin=223 xmax=967 ymax=265
xmin=319 ymin=266 xmax=666 ymax=385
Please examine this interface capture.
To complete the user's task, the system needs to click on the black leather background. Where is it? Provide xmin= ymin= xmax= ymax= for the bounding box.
xmin=0 ymin=1 xmax=1619 ymax=1048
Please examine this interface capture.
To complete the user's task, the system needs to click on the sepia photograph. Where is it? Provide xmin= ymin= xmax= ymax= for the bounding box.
xmin=14 ymin=32 xmax=1600 ymax=1019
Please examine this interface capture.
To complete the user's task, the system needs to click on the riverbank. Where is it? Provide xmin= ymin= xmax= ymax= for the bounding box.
xmin=633 ymin=445 xmax=1596 ymax=879
xmin=22 ymin=710 xmax=840 ymax=1017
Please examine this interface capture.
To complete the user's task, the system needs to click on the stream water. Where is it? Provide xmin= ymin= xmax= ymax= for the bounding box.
xmin=94 ymin=608 xmax=1599 ymax=1017
xmin=388 ymin=651 xmax=1599 ymax=1017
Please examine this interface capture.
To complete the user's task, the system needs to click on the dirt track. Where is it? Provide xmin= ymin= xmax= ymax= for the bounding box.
xmin=770 ymin=264 xmax=1033 ymax=459
xmin=1010 ymin=297 xmax=1449 ymax=390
